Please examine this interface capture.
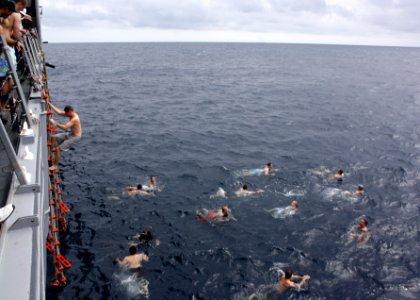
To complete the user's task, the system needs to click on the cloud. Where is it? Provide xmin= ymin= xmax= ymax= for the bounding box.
xmin=39 ymin=0 xmax=420 ymax=46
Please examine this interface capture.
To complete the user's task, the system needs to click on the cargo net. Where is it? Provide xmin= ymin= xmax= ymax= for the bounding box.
xmin=45 ymin=79 xmax=72 ymax=287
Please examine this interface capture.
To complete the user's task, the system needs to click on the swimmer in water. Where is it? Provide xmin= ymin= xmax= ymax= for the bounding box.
xmin=235 ymin=185 xmax=263 ymax=197
xmin=196 ymin=206 xmax=236 ymax=222
xmin=275 ymin=269 xmax=310 ymax=294
xmin=334 ymin=169 xmax=344 ymax=181
xmin=354 ymin=185 xmax=364 ymax=196
xmin=262 ymin=162 xmax=273 ymax=175
xmin=129 ymin=176 xmax=160 ymax=192
xmin=267 ymin=200 xmax=299 ymax=219
xmin=127 ymin=184 xmax=143 ymax=192
xmin=115 ymin=245 xmax=149 ymax=270
xmin=143 ymin=175 xmax=161 ymax=192
xmin=350 ymin=218 xmax=369 ymax=243
xmin=130 ymin=228 xmax=161 ymax=247
xmin=126 ymin=184 xmax=152 ymax=197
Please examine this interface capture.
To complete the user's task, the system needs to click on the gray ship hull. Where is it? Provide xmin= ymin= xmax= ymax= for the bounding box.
xmin=0 ymin=1 xmax=62 ymax=298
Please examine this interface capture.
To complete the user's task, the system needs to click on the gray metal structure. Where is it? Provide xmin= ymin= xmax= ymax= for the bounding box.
xmin=0 ymin=0 xmax=51 ymax=298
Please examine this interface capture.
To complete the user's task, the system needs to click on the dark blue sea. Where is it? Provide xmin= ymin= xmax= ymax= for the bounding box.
xmin=44 ymin=43 xmax=420 ymax=300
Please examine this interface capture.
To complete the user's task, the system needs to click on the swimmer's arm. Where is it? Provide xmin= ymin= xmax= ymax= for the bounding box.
xmin=49 ymin=103 xmax=66 ymax=116
xmin=116 ymin=257 xmax=127 ymax=268
xmin=290 ymin=275 xmax=310 ymax=290
xmin=130 ymin=234 xmax=140 ymax=240
xmin=127 ymin=186 xmax=137 ymax=191
xmin=142 ymin=254 xmax=149 ymax=262
xmin=55 ymin=119 xmax=75 ymax=130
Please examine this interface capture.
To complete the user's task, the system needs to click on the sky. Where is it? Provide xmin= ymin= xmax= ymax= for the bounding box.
xmin=39 ymin=0 xmax=420 ymax=46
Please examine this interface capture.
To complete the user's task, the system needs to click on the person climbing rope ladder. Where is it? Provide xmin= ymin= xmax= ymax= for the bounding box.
xmin=48 ymin=103 xmax=82 ymax=170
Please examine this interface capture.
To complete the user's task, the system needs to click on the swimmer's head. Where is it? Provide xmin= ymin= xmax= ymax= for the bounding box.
xmin=337 ymin=169 xmax=344 ymax=175
xmin=137 ymin=184 xmax=143 ymax=190
xmin=142 ymin=229 xmax=153 ymax=239
xmin=150 ymin=175 xmax=156 ymax=184
xmin=357 ymin=185 xmax=364 ymax=192
xmin=129 ymin=245 xmax=137 ymax=255
xmin=359 ymin=218 xmax=368 ymax=227
xmin=284 ymin=269 xmax=293 ymax=279
xmin=242 ymin=185 xmax=248 ymax=190
xmin=64 ymin=105 xmax=76 ymax=117
xmin=291 ymin=200 xmax=299 ymax=208
xmin=267 ymin=162 xmax=273 ymax=169
xmin=222 ymin=206 xmax=229 ymax=216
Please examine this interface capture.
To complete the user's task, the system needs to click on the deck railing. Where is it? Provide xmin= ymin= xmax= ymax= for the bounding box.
xmin=0 ymin=31 xmax=46 ymax=188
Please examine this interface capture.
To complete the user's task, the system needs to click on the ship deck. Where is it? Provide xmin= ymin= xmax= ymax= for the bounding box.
xmin=0 ymin=79 xmax=31 ymax=207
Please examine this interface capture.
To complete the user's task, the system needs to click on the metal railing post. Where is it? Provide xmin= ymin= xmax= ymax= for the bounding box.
xmin=0 ymin=121 xmax=28 ymax=185
xmin=33 ymin=37 xmax=43 ymax=59
xmin=28 ymin=38 xmax=41 ymax=68
xmin=1 ymin=35 xmax=33 ymax=129
xmin=22 ymin=36 xmax=37 ymax=81
xmin=24 ymin=35 xmax=42 ymax=80
xmin=28 ymin=37 xmax=44 ymax=83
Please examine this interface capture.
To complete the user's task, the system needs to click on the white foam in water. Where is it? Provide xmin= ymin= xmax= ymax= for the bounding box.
xmin=210 ymin=187 xmax=227 ymax=199
xmin=114 ymin=272 xmax=150 ymax=299
xmin=321 ymin=187 xmax=340 ymax=200
xmin=322 ymin=187 xmax=357 ymax=201
xmin=107 ymin=194 xmax=122 ymax=201
xmin=269 ymin=262 xmax=287 ymax=277
xmin=234 ymin=168 xmax=262 ymax=178
xmin=309 ymin=165 xmax=331 ymax=177
xmin=268 ymin=207 xmax=297 ymax=219
xmin=283 ymin=189 xmax=305 ymax=197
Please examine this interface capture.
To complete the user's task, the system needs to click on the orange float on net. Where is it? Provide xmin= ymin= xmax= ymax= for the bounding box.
xmin=58 ymin=201 xmax=71 ymax=214
xmin=46 ymin=241 xmax=54 ymax=253
xmin=56 ymin=254 xmax=72 ymax=269
xmin=50 ymin=280 xmax=60 ymax=287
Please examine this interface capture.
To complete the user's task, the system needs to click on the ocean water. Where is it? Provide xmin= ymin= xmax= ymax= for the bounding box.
xmin=44 ymin=43 xmax=420 ymax=299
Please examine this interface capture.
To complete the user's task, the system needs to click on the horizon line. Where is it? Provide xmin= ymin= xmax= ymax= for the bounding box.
xmin=42 ymin=40 xmax=420 ymax=49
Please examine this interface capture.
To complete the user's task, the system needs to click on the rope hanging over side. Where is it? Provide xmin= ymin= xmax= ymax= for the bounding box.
xmin=41 ymin=41 xmax=72 ymax=288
